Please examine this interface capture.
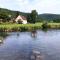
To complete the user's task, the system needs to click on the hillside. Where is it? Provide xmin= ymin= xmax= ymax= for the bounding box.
xmin=38 ymin=13 xmax=60 ymax=20
xmin=0 ymin=8 xmax=60 ymax=22
xmin=0 ymin=8 xmax=29 ymax=19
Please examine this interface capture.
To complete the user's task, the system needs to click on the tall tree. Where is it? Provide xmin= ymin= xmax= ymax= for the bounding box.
xmin=30 ymin=10 xmax=38 ymax=23
xmin=27 ymin=14 xmax=32 ymax=23
xmin=15 ymin=11 xmax=19 ymax=18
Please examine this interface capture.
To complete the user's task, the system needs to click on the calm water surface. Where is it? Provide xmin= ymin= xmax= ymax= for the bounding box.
xmin=0 ymin=30 xmax=60 ymax=60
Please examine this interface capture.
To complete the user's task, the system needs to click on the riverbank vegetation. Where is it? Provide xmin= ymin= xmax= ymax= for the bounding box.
xmin=0 ymin=23 xmax=60 ymax=32
xmin=0 ymin=23 xmax=42 ymax=32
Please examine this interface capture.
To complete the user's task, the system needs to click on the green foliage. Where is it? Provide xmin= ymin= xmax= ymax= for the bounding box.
xmin=0 ymin=23 xmax=60 ymax=32
xmin=0 ymin=23 xmax=42 ymax=32
xmin=27 ymin=10 xmax=38 ymax=23
xmin=15 ymin=11 xmax=20 ymax=18
xmin=37 ymin=14 xmax=60 ymax=22
xmin=1 ymin=8 xmax=60 ymax=23
xmin=0 ymin=13 xmax=11 ymax=22
xmin=0 ymin=8 xmax=29 ymax=22
xmin=17 ymin=20 xmax=22 ymax=24
xmin=30 ymin=10 xmax=38 ymax=23
xmin=53 ymin=19 xmax=60 ymax=23
xmin=27 ymin=14 xmax=32 ymax=23
xmin=42 ymin=22 xmax=48 ymax=29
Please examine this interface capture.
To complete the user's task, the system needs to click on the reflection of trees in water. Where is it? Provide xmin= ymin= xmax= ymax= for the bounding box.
xmin=0 ymin=32 xmax=8 ymax=38
xmin=0 ymin=32 xmax=8 ymax=45
xmin=31 ymin=30 xmax=37 ymax=38
xmin=42 ymin=28 xmax=48 ymax=32
xmin=17 ymin=33 xmax=20 ymax=37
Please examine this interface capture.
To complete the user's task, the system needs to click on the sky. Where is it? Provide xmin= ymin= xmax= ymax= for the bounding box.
xmin=0 ymin=0 xmax=60 ymax=14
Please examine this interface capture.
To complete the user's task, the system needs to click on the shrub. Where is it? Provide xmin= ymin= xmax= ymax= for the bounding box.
xmin=42 ymin=22 xmax=48 ymax=29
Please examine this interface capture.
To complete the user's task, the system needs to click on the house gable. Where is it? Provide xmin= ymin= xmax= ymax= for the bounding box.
xmin=15 ymin=15 xmax=27 ymax=24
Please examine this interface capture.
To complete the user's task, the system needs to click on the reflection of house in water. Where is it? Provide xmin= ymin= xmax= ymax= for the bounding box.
xmin=31 ymin=30 xmax=37 ymax=38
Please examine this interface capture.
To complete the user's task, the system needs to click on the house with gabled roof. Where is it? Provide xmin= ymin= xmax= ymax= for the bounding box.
xmin=15 ymin=15 xmax=27 ymax=24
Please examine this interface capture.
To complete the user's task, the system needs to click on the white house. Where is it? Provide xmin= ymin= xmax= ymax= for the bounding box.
xmin=15 ymin=15 xmax=27 ymax=24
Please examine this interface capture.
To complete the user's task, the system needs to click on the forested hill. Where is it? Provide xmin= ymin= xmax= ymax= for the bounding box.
xmin=0 ymin=8 xmax=29 ymax=18
xmin=0 ymin=8 xmax=60 ymax=22
xmin=38 ymin=14 xmax=60 ymax=20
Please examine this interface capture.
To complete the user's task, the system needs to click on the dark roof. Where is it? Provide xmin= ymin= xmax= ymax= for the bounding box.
xmin=20 ymin=15 xmax=27 ymax=20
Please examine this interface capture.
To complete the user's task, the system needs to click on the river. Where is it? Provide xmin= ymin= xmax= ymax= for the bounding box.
xmin=0 ymin=30 xmax=60 ymax=60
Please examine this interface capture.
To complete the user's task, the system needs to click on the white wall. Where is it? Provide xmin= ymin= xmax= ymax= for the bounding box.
xmin=22 ymin=20 xmax=27 ymax=24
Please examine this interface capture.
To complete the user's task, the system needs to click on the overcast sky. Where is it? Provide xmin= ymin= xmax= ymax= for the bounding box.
xmin=0 ymin=0 xmax=60 ymax=14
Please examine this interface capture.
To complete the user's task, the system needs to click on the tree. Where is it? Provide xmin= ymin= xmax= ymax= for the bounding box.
xmin=27 ymin=14 xmax=32 ymax=23
xmin=15 ymin=11 xmax=20 ymax=18
xmin=53 ymin=19 xmax=60 ymax=23
xmin=0 ymin=13 xmax=10 ymax=22
xmin=30 ymin=10 xmax=38 ymax=23
xmin=42 ymin=21 xmax=48 ymax=29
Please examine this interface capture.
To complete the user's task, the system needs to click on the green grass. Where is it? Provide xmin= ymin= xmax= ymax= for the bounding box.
xmin=48 ymin=23 xmax=60 ymax=29
xmin=0 ymin=23 xmax=60 ymax=32
xmin=0 ymin=23 xmax=42 ymax=32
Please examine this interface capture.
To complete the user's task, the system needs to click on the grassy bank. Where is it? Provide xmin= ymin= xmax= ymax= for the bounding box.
xmin=48 ymin=23 xmax=60 ymax=29
xmin=0 ymin=23 xmax=42 ymax=32
xmin=0 ymin=23 xmax=60 ymax=32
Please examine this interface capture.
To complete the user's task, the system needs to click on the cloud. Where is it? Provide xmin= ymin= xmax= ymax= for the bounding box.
xmin=0 ymin=0 xmax=60 ymax=14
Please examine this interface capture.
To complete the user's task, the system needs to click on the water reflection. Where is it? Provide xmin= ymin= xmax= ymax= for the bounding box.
xmin=31 ymin=50 xmax=43 ymax=60
xmin=31 ymin=30 xmax=37 ymax=38
xmin=42 ymin=29 xmax=48 ymax=32
xmin=0 ymin=32 xmax=8 ymax=45
xmin=0 ymin=30 xmax=60 ymax=60
xmin=0 ymin=37 xmax=3 ymax=45
xmin=17 ymin=32 xmax=20 ymax=37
